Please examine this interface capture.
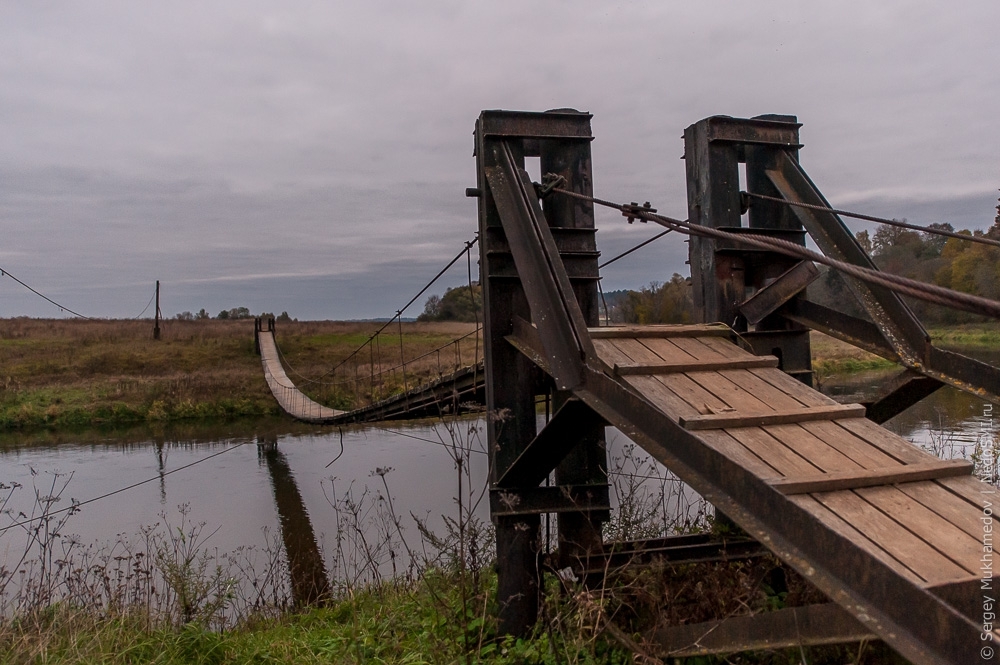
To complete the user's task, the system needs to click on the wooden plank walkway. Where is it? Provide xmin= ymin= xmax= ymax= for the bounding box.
xmin=576 ymin=324 xmax=992 ymax=661
xmin=589 ymin=325 xmax=985 ymax=592
xmin=258 ymin=328 xmax=345 ymax=423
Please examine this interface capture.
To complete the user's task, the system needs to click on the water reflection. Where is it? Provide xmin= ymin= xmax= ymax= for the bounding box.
xmin=257 ymin=436 xmax=330 ymax=606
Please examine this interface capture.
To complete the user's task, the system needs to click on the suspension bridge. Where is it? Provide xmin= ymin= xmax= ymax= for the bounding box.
xmin=254 ymin=110 xmax=1000 ymax=664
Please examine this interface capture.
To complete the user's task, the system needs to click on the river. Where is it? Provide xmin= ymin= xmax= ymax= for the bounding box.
xmin=0 ymin=365 xmax=996 ymax=610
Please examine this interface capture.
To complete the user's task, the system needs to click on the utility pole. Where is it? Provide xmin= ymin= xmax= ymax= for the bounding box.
xmin=153 ymin=280 xmax=161 ymax=340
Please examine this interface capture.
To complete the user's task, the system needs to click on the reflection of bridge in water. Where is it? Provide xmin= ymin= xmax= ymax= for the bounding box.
xmin=254 ymin=110 xmax=1000 ymax=663
xmin=257 ymin=436 xmax=330 ymax=607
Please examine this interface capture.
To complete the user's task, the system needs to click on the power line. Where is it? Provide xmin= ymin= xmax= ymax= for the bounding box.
xmin=0 ymin=266 xmax=93 ymax=319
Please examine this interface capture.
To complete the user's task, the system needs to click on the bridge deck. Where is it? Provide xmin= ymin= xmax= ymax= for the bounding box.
xmin=588 ymin=325 xmax=983 ymax=592
xmin=259 ymin=328 xmax=483 ymax=425
xmin=258 ymin=328 xmax=344 ymax=423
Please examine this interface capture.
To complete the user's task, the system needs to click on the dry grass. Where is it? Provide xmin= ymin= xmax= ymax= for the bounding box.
xmin=0 ymin=318 xmax=480 ymax=430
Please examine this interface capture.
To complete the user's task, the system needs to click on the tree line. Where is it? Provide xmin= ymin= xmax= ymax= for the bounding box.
xmin=173 ymin=308 xmax=294 ymax=321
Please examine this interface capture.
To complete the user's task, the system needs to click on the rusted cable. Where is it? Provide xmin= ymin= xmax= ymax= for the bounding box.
xmin=743 ymin=191 xmax=1000 ymax=249
xmin=550 ymin=187 xmax=1000 ymax=320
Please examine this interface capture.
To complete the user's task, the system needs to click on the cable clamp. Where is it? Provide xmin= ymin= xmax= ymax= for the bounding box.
xmin=622 ymin=201 xmax=656 ymax=223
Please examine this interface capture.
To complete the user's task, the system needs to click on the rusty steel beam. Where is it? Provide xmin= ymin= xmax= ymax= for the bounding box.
xmin=765 ymin=150 xmax=930 ymax=364
xmin=740 ymin=260 xmax=820 ymax=326
xmin=864 ymin=369 xmax=944 ymax=424
xmin=489 ymin=484 xmax=610 ymax=518
xmin=496 ymin=398 xmax=607 ymax=489
xmin=647 ymin=603 xmax=876 ymax=658
xmin=484 ymin=140 xmax=594 ymax=390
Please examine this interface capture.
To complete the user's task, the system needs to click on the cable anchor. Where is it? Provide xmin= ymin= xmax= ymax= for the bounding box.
xmin=534 ymin=173 xmax=567 ymax=198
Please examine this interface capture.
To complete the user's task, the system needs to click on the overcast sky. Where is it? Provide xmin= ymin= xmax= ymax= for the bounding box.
xmin=2 ymin=1 xmax=998 ymax=320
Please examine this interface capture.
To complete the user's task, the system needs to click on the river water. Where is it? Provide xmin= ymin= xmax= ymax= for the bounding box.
xmin=0 ymin=362 xmax=996 ymax=605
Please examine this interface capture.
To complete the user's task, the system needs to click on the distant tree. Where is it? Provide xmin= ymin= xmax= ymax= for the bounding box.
xmin=921 ymin=223 xmax=954 ymax=258
xmin=419 ymin=295 xmax=441 ymax=321
xmin=855 ymin=230 xmax=873 ymax=256
xmin=175 ymin=311 xmax=194 ymax=321
xmin=216 ymin=310 xmax=229 ymax=320
xmin=227 ymin=307 xmax=252 ymax=320
xmin=618 ymin=274 xmax=694 ymax=324
xmin=277 ymin=311 xmax=292 ymax=322
xmin=417 ymin=284 xmax=482 ymax=322
xmin=196 ymin=308 xmax=210 ymax=320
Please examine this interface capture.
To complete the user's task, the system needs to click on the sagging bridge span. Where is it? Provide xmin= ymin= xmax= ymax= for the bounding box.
xmin=256 ymin=111 xmax=1000 ymax=664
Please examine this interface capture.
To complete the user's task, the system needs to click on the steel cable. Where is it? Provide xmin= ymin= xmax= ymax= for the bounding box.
xmin=742 ymin=191 xmax=1000 ymax=249
xmin=550 ymin=187 xmax=1000 ymax=320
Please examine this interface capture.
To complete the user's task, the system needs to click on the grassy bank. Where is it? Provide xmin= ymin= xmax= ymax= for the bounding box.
xmin=0 ymin=318 xmax=478 ymax=431
xmin=1 ymin=318 xmax=994 ymax=433
xmin=809 ymin=323 xmax=1000 ymax=380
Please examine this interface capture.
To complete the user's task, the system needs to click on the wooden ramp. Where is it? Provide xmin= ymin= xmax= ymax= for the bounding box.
xmin=508 ymin=322 xmax=992 ymax=664
xmin=258 ymin=328 xmax=345 ymax=423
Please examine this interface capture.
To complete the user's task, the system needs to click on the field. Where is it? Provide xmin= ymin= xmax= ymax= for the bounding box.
xmin=0 ymin=318 xmax=479 ymax=431
xmin=1 ymin=318 xmax=995 ymax=432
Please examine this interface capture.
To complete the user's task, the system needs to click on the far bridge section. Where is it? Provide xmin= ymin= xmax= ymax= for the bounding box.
xmin=254 ymin=317 xmax=485 ymax=425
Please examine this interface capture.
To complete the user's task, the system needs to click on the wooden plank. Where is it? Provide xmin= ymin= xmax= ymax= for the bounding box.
xmin=647 ymin=603 xmax=875 ymax=658
xmin=699 ymin=430 xmax=781 ymax=477
xmin=762 ymin=423 xmax=865 ymax=473
xmin=719 ymin=368 xmax=807 ymax=410
xmin=896 ymin=481 xmax=985 ymax=539
xmin=686 ymin=370 xmax=776 ymax=414
xmin=749 ymin=366 xmax=839 ymax=407
xmin=768 ymin=459 xmax=974 ymax=495
xmin=791 ymin=494 xmax=924 ymax=585
xmin=614 ymin=337 xmax=677 ymax=364
xmin=726 ymin=427 xmax=821 ymax=476
xmin=623 ymin=375 xmax=701 ymax=418
xmin=614 ymin=357 xmax=778 ymax=375
xmin=587 ymin=324 xmax=732 ymax=339
xmin=698 ymin=333 xmax=758 ymax=360
xmin=670 ymin=336 xmax=729 ymax=361
xmin=800 ymin=420 xmax=902 ymax=470
xmin=656 ymin=372 xmax=732 ymax=415
xmin=836 ymin=418 xmax=932 ymax=465
xmin=814 ymin=490 xmax=970 ymax=583
xmin=856 ymin=485 xmax=981 ymax=576
xmin=936 ymin=475 xmax=997 ymax=509
xmin=681 ymin=404 xmax=866 ymax=430
xmin=593 ymin=337 xmax=640 ymax=368
xmin=635 ymin=336 xmax=701 ymax=363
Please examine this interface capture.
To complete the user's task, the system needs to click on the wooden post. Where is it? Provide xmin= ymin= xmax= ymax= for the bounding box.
xmin=153 ymin=280 xmax=161 ymax=340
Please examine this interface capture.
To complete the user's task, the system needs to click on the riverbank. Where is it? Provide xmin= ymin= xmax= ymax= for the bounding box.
xmin=1 ymin=318 xmax=995 ymax=432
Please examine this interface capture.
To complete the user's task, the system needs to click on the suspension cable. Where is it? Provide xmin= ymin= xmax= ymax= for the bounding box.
xmin=599 ymin=229 xmax=672 ymax=269
xmin=0 ymin=266 xmax=93 ymax=319
xmin=743 ymin=191 xmax=1000 ymax=249
xmin=272 ymin=236 xmax=480 ymax=388
xmin=549 ymin=186 xmax=1000 ymax=320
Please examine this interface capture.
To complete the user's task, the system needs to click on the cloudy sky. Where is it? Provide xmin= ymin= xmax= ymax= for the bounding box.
xmin=2 ymin=1 xmax=998 ymax=320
